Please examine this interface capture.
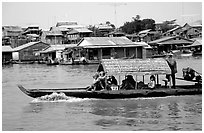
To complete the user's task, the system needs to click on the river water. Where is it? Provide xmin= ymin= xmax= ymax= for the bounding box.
xmin=2 ymin=57 xmax=202 ymax=131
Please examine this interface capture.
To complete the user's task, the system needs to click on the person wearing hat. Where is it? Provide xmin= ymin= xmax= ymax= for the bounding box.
xmin=166 ymin=53 xmax=177 ymax=89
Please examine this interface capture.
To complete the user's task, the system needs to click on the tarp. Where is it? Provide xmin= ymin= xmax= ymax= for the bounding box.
xmin=100 ymin=58 xmax=171 ymax=75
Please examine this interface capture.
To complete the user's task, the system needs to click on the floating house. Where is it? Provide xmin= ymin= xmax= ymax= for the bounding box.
xmin=77 ymin=37 xmax=147 ymax=63
xmin=148 ymin=35 xmax=193 ymax=54
xmin=2 ymin=46 xmax=13 ymax=62
xmin=12 ymin=41 xmax=50 ymax=61
xmin=40 ymin=44 xmax=77 ymax=61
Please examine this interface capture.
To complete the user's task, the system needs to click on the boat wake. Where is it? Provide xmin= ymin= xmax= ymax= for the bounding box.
xmin=31 ymin=92 xmax=89 ymax=103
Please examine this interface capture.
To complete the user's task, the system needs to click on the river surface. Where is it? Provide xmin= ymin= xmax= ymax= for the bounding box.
xmin=2 ymin=56 xmax=202 ymax=131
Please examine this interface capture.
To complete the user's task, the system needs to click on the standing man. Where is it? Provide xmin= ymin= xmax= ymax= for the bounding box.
xmin=166 ymin=53 xmax=177 ymax=89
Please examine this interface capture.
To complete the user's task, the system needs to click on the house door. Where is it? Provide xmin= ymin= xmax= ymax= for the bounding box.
xmin=137 ymin=47 xmax=142 ymax=58
xmin=102 ymin=48 xmax=111 ymax=59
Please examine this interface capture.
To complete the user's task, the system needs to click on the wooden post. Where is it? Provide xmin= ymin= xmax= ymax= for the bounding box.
xmin=135 ymin=75 xmax=137 ymax=89
xmin=135 ymin=47 xmax=137 ymax=58
xmin=124 ymin=48 xmax=126 ymax=58
xmin=118 ymin=75 xmax=121 ymax=90
xmin=87 ymin=49 xmax=89 ymax=59
xmin=157 ymin=74 xmax=159 ymax=85
xmin=100 ymin=49 xmax=103 ymax=59
xmin=169 ymin=75 xmax=172 ymax=88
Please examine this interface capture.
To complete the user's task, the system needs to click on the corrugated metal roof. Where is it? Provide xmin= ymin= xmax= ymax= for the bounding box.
xmin=3 ymin=26 xmax=23 ymax=32
xmin=148 ymin=36 xmax=176 ymax=44
xmin=182 ymin=40 xmax=202 ymax=48
xmin=75 ymin=28 xmax=93 ymax=33
xmin=101 ymin=58 xmax=171 ymax=75
xmin=78 ymin=37 xmax=138 ymax=48
xmin=134 ymin=42 xmax=152 ymax=49
xmin=40 ymin=44 xmax=77 ymax=53
xmin=67 ymin=28 xmax=92 ymax=34
xmin=158 ymin=39 xmax=193 ymax=45
xmin=2 ymin=46 xmax=13 ymax=52
xmin=149 ymin=36 xmax=193 ymax=45
xmin=12 ymin=41 xmax=48 ymax=51
xmin=58 ymin=25 xmax=85 ymax=29
xmin=50 ymin=26 xmax=70 ymax=32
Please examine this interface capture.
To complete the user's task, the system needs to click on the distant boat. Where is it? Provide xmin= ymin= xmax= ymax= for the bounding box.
xmin=151 ymin=54 xmax=166 ymax=58
xmin=180 ymin=50 xmax=192 ymax=57
xmin=13 ymin=61 xmax=35 ymax=64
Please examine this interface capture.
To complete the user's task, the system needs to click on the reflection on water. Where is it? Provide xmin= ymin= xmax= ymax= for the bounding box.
xmin=2 ymin=57 xmax=202 ymax=131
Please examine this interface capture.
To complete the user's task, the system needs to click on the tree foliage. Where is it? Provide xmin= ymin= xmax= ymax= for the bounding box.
xmin=160 ymin=20 xmax=177 ymax=33
xmin=120 ymin=15 xmax=155 ymax=34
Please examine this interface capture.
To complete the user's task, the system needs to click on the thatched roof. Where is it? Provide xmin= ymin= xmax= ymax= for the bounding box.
xmin=100 ymin=58 xmax=171 ymax=75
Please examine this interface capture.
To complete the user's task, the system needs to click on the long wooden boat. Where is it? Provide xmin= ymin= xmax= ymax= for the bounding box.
xmin=18 ymin=84 xmax=201 ymax=99
xmin=18 ymin=58 xmax=202 ymax=99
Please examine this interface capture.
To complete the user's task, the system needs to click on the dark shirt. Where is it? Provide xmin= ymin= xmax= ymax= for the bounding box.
xmin=166 ymin=57 xmax=177 ymax=74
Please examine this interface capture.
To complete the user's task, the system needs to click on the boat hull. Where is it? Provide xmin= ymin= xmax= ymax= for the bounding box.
xmin=18 ymin=84 xmax=202 ymax=99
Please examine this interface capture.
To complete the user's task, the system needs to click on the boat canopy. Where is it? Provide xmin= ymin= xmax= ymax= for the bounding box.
xmin=99 ymin=58 xmax=171 ymax=76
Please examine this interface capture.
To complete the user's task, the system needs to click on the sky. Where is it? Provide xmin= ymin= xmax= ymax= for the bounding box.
xmin=2 ymin=1 xmax=202 ymax=30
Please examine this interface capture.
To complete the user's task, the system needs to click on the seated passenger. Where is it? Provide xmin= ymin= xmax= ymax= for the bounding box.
xmin=120 ymin=75 xmax=136 ymax=90
xmin=107 ymin=75 xmax=118 ymax=90
xmin=80 ymin=56 xmax=87 ymax=64
xmin=107 ymin=75 xmax=118 ymax=86
xmin=148 ymin=75 xmax=156 ymax=89
xmin=86 ymin=73 xmax=100 ymax=91
xmin=183 ymin=67 xmax=195 ymax=80
xmin=98 ymin=71 xmax=107 ymax=90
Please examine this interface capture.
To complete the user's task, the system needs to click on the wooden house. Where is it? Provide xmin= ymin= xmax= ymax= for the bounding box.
xmin=2 ymin=26 xmax=24 ymax=47
xmin=44 ymin=31 xmax=64 ymax=45
xmin=182 ymin=39 xmax=202 ymax=56
xmin=148 ymin=35 xmax=193 ymax=54
xmin=77 ymin=37 xmax=146 ymax=62
xmin=12 ymin=41 xmax=50 ymax=61
xmin=107 ymin=31 xmax=125 ymax=37
xmin=163 ymin=23 xmax=202 ymax=39
xmin=95 ymin=24 xmax=114 ymax=36
xmin=22 ymin=25 xmax=42 ymax=41
xmin=2 ymin=46 xmax=13 ymax=62
xmin=66 ymin=28 xmax=93 ymax=44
